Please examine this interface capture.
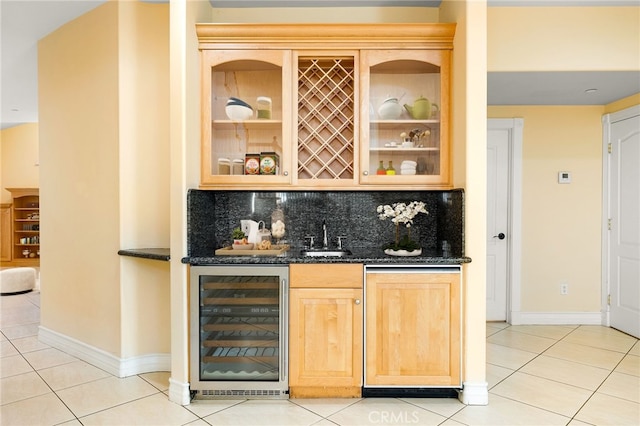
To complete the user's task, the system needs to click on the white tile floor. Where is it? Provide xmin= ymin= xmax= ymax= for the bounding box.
xmin=1 ymin=290 xmax=639 ymax=425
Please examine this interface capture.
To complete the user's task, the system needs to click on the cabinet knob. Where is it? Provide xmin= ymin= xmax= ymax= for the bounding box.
xmin=362 ymin=171 xmax=369 ymax=176
xmin=355 ymin=299 xmax=361 ymax=305
xmin=283 ymin=171 xmax=289 ymax=176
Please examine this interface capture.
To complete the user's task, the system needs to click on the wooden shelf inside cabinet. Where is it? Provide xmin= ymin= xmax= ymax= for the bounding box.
xmin=370 ymin=119 xmax=440 ymax=127
xmin=212 ymin=120 xmax=283 ymax=131
xmin=370 ymin=147 xmax=440 ymax=153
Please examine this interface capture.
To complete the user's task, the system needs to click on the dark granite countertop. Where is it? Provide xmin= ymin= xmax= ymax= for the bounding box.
xmin=183 ymin=247 xmax=471 ymax=265
xmin=118 ymin=248 xmax=170 ymax=262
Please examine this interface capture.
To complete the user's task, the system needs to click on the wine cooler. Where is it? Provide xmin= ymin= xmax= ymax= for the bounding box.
xmin=190 ymin=265 xmax=288 ymax=398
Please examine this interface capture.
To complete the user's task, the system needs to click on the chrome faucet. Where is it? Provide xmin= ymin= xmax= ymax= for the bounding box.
xmin=322 ymin=219 xmax=328 ymax=249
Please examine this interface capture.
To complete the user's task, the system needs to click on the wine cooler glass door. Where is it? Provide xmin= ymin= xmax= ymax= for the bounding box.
xmin=190 ymin=265 xmax=288 ymax=397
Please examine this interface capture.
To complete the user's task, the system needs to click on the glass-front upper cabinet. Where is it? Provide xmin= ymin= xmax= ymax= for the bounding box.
xmin=200 ymin=50 xmax=292 ymax=187
xmin=360 ymin=50 xmax=451 ymax=187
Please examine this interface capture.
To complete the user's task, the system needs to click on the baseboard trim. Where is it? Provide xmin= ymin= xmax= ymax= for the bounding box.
xmin=169 ymin=378 xmax=192 ymax=405
xmin=459 ymin=381 xmax=488 ymax=405
xmin=38 ymin=326 xmax=170 ymax=377
xmin=510 ymin=311 xmax=603 ymax=325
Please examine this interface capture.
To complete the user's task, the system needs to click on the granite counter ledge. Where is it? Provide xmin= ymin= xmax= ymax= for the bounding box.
xmin=118 ymin=248 xmax=170 ymax=261
xmin=183 ymin=247 xmax=471 ymax=266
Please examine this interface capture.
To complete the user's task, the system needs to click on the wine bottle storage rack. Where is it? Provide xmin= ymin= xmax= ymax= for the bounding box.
xmin=297 ymin=57 xmax=355 ymax=180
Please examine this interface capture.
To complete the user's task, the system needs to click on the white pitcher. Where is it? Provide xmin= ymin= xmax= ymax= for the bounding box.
xmin=241 ymin=220 xmax=261 ymax=245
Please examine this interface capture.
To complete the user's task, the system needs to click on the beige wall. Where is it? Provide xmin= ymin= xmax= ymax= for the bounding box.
xmin=39 ymin=1 xmax=122 ymax=354
xmin=488 ymin=7 xmax=640 ymax=71
xmin=488 ymin=106 xmax=604 ymax=313
xmin=39 ymin=0 xmax=170 ymax=361
xmin=1 ymin=123 xmax=40 ymax=203
xmin=118 ymin=2 xmax=170 ymax=359
xmin=487 ymin=5 xmax=638 ymax=316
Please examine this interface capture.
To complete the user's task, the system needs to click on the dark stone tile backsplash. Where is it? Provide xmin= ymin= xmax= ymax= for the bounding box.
xmin=188 ymin=189 xmax=464 ymax=257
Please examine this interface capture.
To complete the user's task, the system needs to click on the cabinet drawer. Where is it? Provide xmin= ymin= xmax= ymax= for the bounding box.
xmin=290 ymin=264 xmax=363 ymax=288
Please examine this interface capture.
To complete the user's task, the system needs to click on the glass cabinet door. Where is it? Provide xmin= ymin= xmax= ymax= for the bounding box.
xmin=200 ymin=50 xmax=292 ymax=187
xmin=360 ymin=50 xmax=451 ymax=187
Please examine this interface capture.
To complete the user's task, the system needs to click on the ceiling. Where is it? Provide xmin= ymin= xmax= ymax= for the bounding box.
xmin=1 ymin=0 xmax=639 ymax=130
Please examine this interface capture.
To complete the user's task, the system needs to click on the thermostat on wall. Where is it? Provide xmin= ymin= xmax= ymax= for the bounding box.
xmin=558 ymin=171 xmax=572 ymax=184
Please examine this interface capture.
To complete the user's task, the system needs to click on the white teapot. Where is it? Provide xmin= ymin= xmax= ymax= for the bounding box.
xmin=378 ymin=97 xmax=402 ymax=120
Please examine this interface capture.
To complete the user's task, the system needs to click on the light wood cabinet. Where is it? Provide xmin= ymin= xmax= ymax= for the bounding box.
xmin=289 ymin=263 xmax=363 ymax=397
xmin=360 ymin=49 xmax=451 ymax=186
xmin=365 ymin=269 xmax=461 ymax=387
xmin=6 ymin=188 xmax=39 ymax=267
xmin=1 ymin=204 xmax=11 ymax=262
xmin=197 ymin=24 xmax=455 ymax=190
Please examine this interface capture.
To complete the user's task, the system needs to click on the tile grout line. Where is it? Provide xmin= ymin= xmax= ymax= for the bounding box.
xmin=1 ymin=301 xmax=86 ymax=424
xmin=485 ymin=323 xmax=580 ymax=422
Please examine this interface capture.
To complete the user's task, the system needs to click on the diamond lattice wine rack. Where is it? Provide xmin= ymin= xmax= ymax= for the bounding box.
xmin=297 ymin=57 xmax=355 ymax=181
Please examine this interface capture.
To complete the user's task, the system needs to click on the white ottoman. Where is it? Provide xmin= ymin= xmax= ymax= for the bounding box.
xmin=0 ymin=268 xmax=36 ymax=295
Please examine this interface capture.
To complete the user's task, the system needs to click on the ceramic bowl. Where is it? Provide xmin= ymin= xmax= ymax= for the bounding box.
xmin=225 ymin=104 xmax=253 ymax=121
xmin=228 ymin=97 xmax=251 ymax=108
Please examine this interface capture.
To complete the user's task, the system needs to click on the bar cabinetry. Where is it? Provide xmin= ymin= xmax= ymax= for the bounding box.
xmin=197 ymin=23 xmax=455 ymax=190
xmin=365 ymin=266 xmax=461 ymax=390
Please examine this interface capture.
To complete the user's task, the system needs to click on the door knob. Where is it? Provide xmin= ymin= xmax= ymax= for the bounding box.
xmin=493 ymin=233 xmax=506 ymax=240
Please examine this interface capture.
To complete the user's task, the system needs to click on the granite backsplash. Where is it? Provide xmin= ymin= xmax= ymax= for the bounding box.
xmin=187 ymin=189 xmax=464 ymax=258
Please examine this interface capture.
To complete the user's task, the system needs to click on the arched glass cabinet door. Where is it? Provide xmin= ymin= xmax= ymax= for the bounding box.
xmin=360 ymin=50 xmax=451 ymax=188
xmin=200 ymin=50 xmax=292 ymax=187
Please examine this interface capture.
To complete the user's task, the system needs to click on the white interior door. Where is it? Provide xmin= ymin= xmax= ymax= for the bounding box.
xmin=486 ymin=125 xmax=510 ymax=321
xmin=606 ymin=108 xmax=640 ymax=338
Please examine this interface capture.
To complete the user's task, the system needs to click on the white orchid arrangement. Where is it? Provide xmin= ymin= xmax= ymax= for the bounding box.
xmin=376 ymin=201 xmax=428 ymax=250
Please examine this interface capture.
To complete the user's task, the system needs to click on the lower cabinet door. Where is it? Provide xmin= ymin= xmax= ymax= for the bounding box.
xmin=365 ymin=272 xmax=461 ymax=387
xmin=289 ymin=288 xmax=363 ymax=397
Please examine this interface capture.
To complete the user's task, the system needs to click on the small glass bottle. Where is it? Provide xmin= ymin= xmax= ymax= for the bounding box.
xmin=376 ymin=160 xmax=386 ymax=175
xmin=386 ymin=161 xmax=396 ymax=175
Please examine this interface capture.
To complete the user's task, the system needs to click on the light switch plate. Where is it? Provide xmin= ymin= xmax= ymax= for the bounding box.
xmin=558 ymin=171 xmax=571 ymax=184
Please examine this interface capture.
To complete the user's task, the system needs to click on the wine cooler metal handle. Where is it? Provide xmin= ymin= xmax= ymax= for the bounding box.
xmin=280 ymin=278 xmax=288 ymax=382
